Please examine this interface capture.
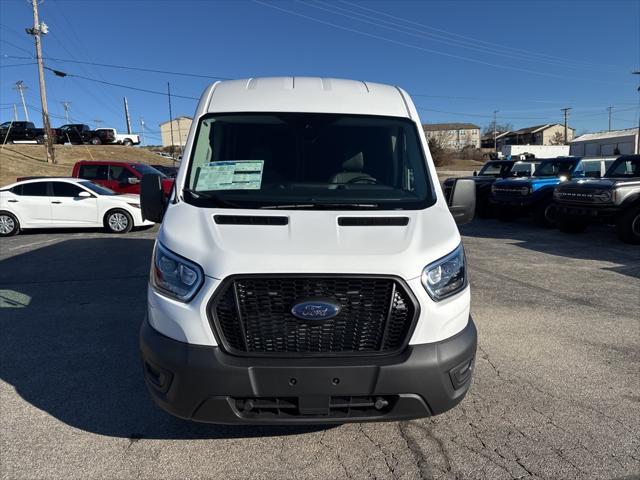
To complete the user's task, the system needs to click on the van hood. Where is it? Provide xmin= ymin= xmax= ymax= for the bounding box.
xmin=158 ymin=202 xmax=461 ymax=281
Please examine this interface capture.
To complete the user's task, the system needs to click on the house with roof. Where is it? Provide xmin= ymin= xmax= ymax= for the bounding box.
xmin=497 ymin=123 xmax=574 ymax=149
xmin=422 ymin=123 xmax=481 ymax=150
xmin=481 ymin=131 xmax=510 ymax=149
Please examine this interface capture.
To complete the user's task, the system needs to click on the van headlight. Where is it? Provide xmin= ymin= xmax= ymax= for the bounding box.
xmin=421 ymin=244 xmax=467 ymax=301
xmin=151 ymin=242 xmax=203 ymax=302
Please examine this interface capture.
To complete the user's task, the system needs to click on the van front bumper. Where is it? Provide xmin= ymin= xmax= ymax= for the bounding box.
xmin=139 ymin=316 xmax=477 ymax=425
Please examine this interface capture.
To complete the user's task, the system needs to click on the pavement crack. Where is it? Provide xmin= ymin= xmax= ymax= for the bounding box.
xmin=514 ymin=457 xmax=537 ymax=479
xmin=359 ymin=424 xmax=399 ymax=479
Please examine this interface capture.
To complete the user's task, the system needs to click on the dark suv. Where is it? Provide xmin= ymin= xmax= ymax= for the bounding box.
xmin=554 ymin=155 xmax=640 ymax=244
xmin=443 ymin=160 xmax=537 ymax=217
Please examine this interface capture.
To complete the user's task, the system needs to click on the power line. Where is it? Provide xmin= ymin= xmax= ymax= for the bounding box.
xmin=303 ymin=0 xmax=605 ymax=72
xmin=0 ymin=62 xmax=38 ymax=68
xmin=338 ymin=0 xmax=620 ymax=70
xmin=43 ymin=66 xmax=199 ymax=100
xmin=0 ymin=38 xmax=34 ymax=56
xmin=253 ymin=0 xmax=632 ymax=86
xmin=5 ymin=54 xmax=230 ymax=80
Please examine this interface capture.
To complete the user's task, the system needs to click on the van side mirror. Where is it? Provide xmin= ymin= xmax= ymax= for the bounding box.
xmin=472 ymin=170 xmax=477 ymax=176
xmin=447 ymin=178 xmax=475 ymax=225
xmin=141 ymin=174 xmax=166 ymax=223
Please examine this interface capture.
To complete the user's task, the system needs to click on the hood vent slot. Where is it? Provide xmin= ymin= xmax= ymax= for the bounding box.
xmin=214 ymin=215 xmax=288 ymax=225
xmin=338 ymin=217 xmax=409 ymax=226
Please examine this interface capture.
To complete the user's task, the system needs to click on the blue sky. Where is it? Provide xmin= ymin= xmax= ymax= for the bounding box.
xmin=1 ymin=0 xmax=638 ymax=144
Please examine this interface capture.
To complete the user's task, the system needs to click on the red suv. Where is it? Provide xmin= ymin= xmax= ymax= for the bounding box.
xmin=72 ymin=161 xmax=174 ymax=195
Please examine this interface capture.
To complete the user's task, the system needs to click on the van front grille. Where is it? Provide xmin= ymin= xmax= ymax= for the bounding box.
xmin=209 ymin=275 xmax=418 ymax=357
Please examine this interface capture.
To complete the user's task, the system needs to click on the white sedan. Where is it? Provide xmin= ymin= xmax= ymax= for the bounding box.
xmin=0 ymin=177 xmax=154 ymax=236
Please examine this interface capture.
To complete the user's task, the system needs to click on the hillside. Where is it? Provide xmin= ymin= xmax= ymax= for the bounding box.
xmin=0 ymin=144 xmax=482 ymax=187
xmin=0 ymin=145 xmax=176 ymax=187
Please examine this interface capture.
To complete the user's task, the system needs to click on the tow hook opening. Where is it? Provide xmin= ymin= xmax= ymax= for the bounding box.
xmin=449 ymin=358 xmax=474 ymax=390
xmin=144 ymin=360 xmax=173 ymax=393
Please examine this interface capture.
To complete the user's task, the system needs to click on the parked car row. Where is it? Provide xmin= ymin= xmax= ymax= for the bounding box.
xmin=0 ymin=121 xmax=139 ymax=146
xmin=1 ymin=160 xmax=176 ymax=236
xmin=445 ymin=155 xmax=640 ymax=244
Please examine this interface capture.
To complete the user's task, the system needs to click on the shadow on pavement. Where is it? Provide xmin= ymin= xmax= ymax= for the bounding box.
xmin=461 ymin=218 xmax=640 ymax=280
xmin=0 ymin=238 xmax=331 ymax=439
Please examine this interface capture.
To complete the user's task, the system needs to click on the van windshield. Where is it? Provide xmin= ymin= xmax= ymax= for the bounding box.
xmin=184 ymin=113 xmax=434 ymax=210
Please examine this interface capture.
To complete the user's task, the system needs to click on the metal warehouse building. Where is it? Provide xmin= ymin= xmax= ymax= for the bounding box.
xmin=570 ymin=128 xmax=639 ymax=157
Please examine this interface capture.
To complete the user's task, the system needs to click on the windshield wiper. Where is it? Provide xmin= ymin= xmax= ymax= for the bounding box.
xmin=260 ymin=202 xmax=379 ymax=209
xmin=183 ymin=189 xmax=243 ymax=208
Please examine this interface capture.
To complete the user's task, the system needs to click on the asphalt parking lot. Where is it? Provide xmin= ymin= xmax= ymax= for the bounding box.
xmin=1 ymin=220 xmax=638 ymax=480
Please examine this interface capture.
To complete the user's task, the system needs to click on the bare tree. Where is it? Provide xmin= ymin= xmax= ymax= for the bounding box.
xmin=482 ymin=121 xmax=513 ymax=136
xmin=549 ymin=131 xmax=565 ymax=145
xmin=428 ymin=137 xmax=452 ymax=166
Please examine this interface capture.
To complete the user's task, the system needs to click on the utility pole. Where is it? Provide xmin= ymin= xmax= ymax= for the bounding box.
xmin=123 ymin=96 xmax=132 ymax=134
xmin=493 ymin=110 xmax=498 ymax=153
xmin=14 ymin=81 xmax=29 ymax=121
xmin=607 ymin=106 xmax=613 ymax=131
xmin=176 ymin=117 xmax=184 ymax=158
xmin=167 ymin=82 xmax=175 ymax=164
xmin=26 ymin=0 xmax=55 ymax=163
xmin=139 ymin=117 xmax=145 ymax=146
xmin=13 ymin=104 xmax=19 ymax=121
xmin=633 ymin=71 xmax=640 ymax=154
xmin=62 ymin=101 xmax=71 ymax=123
xmin=561 ymin=107 xmax=571 ymax=144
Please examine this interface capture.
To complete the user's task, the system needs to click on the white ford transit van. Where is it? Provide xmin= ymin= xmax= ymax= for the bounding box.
xmin=140 ymin=77 xmax=477 ymax=424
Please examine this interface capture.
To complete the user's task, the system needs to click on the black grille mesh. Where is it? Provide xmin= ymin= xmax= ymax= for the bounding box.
xmin=210 ymin=276 xmax=416 ymax=356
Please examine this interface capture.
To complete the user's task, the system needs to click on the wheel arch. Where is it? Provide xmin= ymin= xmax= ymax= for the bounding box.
xmin=619 ymin=192 xmax=640 ymax=211
xmin=0 ymin=207 xmax=24 ymax=225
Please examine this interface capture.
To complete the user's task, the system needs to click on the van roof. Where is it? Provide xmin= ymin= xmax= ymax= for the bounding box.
xmin=205 ymin=77 xmax=411 ymax=118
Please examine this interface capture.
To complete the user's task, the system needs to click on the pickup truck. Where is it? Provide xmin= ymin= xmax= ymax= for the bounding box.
xmin=56 ymin=124 xmax=114 ymax=145
xmin=443 ymin=159 xmax=538 ymax=218
xmin=554 ymin=155 xmax=640 ymax=244
xmin=95 ymin=128 xmax=140 ymax=146
xmin=0 ymin=121 xmax=57 ymax=144
xmin=72 ymin=160 xmax=174 ymax=195
xmin=491 ymin=157 xmax=615 ymax=227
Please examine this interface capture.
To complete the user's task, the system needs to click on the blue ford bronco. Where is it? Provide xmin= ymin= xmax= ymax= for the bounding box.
xmin=490 ymin=157 xmax=613 ymax=227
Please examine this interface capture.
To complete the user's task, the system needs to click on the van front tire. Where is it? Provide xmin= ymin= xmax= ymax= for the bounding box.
xmin=104 ymin=209 xmax=133 ymax=234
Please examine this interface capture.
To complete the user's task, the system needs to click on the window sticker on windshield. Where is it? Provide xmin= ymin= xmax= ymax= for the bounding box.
xmin=195 ymin=160 xmax=264 ymax=190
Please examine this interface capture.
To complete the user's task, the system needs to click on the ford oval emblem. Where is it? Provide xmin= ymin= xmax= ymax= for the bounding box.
xmin=291 ymin=300 xmax=341 ymax=321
